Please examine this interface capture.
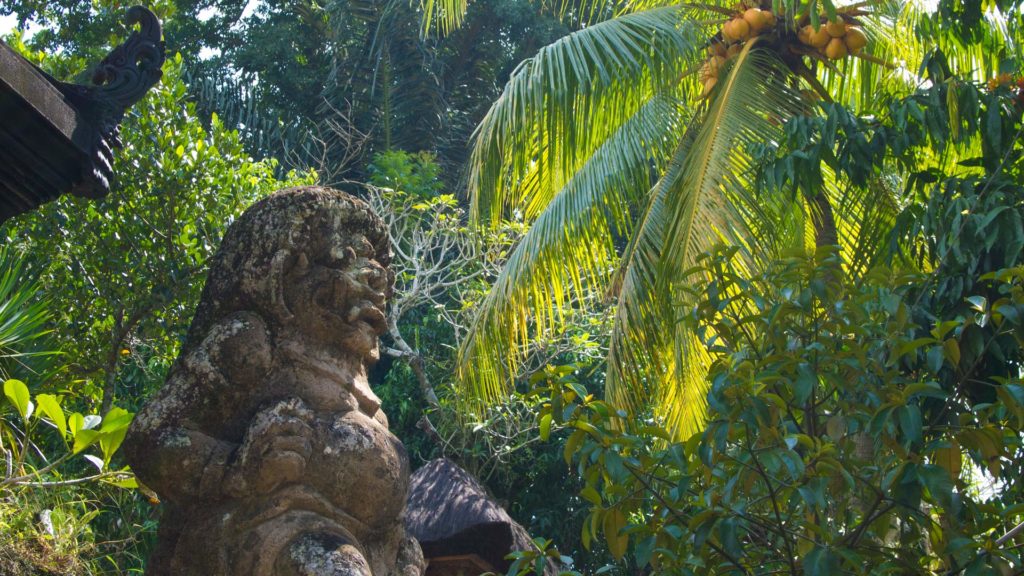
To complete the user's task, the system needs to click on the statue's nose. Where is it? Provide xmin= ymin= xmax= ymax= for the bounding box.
xmin=362 ymin=262 xmax=388 ymax=292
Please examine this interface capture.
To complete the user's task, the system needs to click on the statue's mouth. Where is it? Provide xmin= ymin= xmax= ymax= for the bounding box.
xmin=326 ymin=275 xmax=387 ymax=335
xmin=345 ymin=301 xmax=388 ymax=334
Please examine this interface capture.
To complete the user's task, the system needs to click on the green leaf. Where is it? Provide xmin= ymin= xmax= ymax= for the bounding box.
xmin=73 ymin=429 xmax=101 ymax=454
xmin=580 ymin=485 xmax=602 ymax=505
xmin=539 ymin=413 xmax=553 ymax=441
xmin=717 ymin=517 xmax=742 ymax=559
xmin=869 ymin=406 xmax=894 ymax=436
xmin=966 ymin=295 xmax=987 ymax=312
xmin=804 ymin=546 xmax=840 ymax=575
xmin=564 ymin=430 xmax=585 ymax=465
xmin=894 ymin=337 xmax=937 ymax=360
xmin=3 ymin=379 xmax=32 ymax=421
xmin=905 ymin=382 xmax=949 ymax=400
xmin=68 ymin=412 xmax=84 ymax=437
xmin=100 ymin=426 xmax=131 ymax=465
xmin=932 ymin=440 xmax=962 ymax=481
xmin=794 ymin=364 xmax=816 ymax=405
xmin=943 ymin=338 xmax=960 ymax=367
xmin=100 ymin=407 xmax=133 ymax=433
xmin=918 ymin=464 xmax=955 ymax=509
xmin=35 ymin=393 xmax=67 ymax=440
xmin=603 ymin=508 xmax=629 ymax=560
xmin=897 ymin=404 xmax=923 ymax=444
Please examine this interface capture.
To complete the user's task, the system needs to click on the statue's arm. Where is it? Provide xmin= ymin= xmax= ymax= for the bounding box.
xmin=124 ymin=312 xmax=272 ymax=503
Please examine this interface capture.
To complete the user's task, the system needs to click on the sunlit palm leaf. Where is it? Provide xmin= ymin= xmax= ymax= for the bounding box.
xmin=468 ymin=6 xmax=703 ymax=225
xmin=606 ymin=45 xmax=805 ymax=436
xmin=459 ymin=94 xmax=685 ymax=405
xmin=454 ymin=0 xmax=1022 ymax=439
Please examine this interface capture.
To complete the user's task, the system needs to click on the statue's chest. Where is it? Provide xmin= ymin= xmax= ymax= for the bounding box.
xmin=303 ymin=412 xmax=410 ymax=532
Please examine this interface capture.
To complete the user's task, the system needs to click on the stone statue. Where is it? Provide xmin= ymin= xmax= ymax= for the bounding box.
xmin=124 ymin=187 xmax=425 ymax=576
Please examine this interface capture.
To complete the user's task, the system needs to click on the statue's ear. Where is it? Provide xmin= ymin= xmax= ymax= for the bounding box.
xmin=343 ymin=246 xmax=358 ymax=266
xmin=269 ymin=249 xmax=303 ymax=323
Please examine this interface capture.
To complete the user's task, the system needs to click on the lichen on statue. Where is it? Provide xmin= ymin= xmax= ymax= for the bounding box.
xmin=124 ymin=187 xmax=424 ymax=576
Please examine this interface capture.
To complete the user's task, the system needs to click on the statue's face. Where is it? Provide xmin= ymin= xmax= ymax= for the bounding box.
xmin=285 ymin=233 xmax=389 ymax=359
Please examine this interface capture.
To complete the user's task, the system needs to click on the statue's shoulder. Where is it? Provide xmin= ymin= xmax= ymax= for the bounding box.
xmin=187 ymin=310 xmax=273 ymax=385
xmin=184 ymin=310 xmax=266 ymax=354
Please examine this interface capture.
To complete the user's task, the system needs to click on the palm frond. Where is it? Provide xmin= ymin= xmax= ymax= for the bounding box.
xmin=0 ymin=246 xmax=52 ymax=380
xmin=468 ymin=6 xmax=703 ymax=226
xmin=458 ymin=94 xmax=684 ymax=405
xmin=607 ymin=45 xmax=805 ymax=437
xmin=419 ymin=0 xmax=468 ymax=36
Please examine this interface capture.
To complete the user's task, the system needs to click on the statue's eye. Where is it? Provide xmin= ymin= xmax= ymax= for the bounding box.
xmin=325 ymin=246 xmax=355 ymax=269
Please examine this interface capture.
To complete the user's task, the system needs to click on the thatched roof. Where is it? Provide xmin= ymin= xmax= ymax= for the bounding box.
xmin=405 ymin=459 xmax=557 ymax=575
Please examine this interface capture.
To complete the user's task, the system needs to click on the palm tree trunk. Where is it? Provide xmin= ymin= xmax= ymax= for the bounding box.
xmin=808 ymin=190 xmax=838 ymax=249
xmin=806 ymin=190 xmax=878 ymax=528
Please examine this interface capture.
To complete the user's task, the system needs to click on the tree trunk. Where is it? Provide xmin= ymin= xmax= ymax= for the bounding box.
xmin=100 ymin=310 xmax=125 ymax=415
xmin=808 ymin=190 xmax=838 ymax=249
xmin=384 ymin=315 xmax=440 ymax=409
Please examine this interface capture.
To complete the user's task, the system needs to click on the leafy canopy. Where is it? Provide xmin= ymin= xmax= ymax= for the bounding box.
xmin=451 ymin=0 xmax=1023 ymax=438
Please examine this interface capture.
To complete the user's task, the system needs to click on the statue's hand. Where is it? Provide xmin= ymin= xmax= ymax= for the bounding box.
xmin=226 ymin=398 xmax=315 ymax=497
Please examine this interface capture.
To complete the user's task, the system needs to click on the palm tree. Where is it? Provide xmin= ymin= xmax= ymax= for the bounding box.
xmin=440 ymin=0 xmax=1020 ymax=437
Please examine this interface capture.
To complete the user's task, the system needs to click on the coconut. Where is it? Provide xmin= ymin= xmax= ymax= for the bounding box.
xmin=803 ymin=25 xmax=832 ymax=48
xmin=743 ymin=8 xmax=766 ymax=32
xmin=722 ymin=19 xmax=737 ymax=42
xmin=709 ymin=42 xmax=728 ymax=58
xmin=825 ymin=37 xmax=848 ymax=60
xmin=699 ymin=60 xmax=714 ymax=82
xmin=726 ymin=43 xmax=742 ymax=57
xmin=844 ymin=26 xmax=868 ymax=53
xmin=731 ymin=17 xmax=752 ymax=41
xmin=797 ymin=25 xmax=812 ymax=45
xmin=826 ymin=19 xmax=847 ymax=38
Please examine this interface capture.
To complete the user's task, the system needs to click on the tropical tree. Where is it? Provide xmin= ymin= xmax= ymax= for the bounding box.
xmin=510 ymin=44 xmax=1024 ymax=571
xmin=448 ymin=0 xmax=1023 ymax=437
xmin=167 ymin=0 xmax=571 ymax=184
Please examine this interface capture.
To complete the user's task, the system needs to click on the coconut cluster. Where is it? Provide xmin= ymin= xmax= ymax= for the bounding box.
xmin=699 ymin=7 xmax=779 ymax=97
xmin=987 ymin=73 xmax=1024 ymax=108
xmin=797 ymin=18 xmax=868 ymax=60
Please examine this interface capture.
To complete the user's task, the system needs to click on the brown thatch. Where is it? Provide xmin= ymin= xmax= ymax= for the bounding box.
xmin=405 ymin=459 xmax=557 ymax=576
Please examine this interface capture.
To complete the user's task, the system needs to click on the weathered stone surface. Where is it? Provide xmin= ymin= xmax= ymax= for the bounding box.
xmin=124 ymin=186 xmax=424 ymax=576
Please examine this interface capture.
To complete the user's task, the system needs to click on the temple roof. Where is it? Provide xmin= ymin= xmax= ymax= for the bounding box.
xmin=0 ymin=6 xmax=164 ymax=224
xmin=406 ymin=458 xmax=558 ymax=576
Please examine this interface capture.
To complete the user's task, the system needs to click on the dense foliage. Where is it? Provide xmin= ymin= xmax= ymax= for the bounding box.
xmin=535 ymin=247 xmax=1024 ymax=573
xmin=2 ymin=0 xmax=1024 ymax=574
xmin=5 ymin=55 xmax=314 ymax=415
xmin=504 ymin=3 xmax=1024 ymax=573
xmin=0 ymin=51 xmax=312 ymax=574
